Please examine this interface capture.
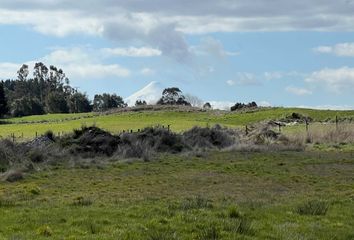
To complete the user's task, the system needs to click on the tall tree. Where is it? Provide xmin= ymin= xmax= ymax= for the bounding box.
xmin=17 ymin=64 xmax=29 ymax=81
xmin=157 ymin=87 xmax=191 ymax=106
xmin=33 ymin=62 xmax=49 ymax=104
xmin=0 ymin=82 xmax=8 ymax=117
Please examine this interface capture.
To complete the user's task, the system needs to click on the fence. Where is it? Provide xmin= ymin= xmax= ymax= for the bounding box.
xmin=244 ymin=115 xmax=353 ymax=136
xmin=3 ymin=124 xmax=172 ymax=143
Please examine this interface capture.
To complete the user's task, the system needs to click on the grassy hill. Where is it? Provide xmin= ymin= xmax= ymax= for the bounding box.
xmin=1 ymin=107 xmax=354 ymax=140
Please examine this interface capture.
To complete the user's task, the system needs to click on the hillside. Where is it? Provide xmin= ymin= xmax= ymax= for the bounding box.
xmin=1 ymin=106 xmax=354 ymax=140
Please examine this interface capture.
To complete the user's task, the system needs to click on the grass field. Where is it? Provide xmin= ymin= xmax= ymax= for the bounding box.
xmin=0 ymin=151 xmax=353 ymax=239
xmin=1 ymin=107 xmax=354 ymax=140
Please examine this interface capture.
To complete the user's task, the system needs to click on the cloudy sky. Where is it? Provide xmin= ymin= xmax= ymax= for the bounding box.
xmin=0 ymin=0 xmax=354 ymax=109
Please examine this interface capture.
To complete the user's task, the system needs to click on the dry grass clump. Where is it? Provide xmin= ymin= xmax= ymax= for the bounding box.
xmin=183 ymin=125 xmax=237 ymax=149
xmin=59 ymin=126 xmax=119 ymax=156
xmin=116 ymin=127 xmax=185 ymax=160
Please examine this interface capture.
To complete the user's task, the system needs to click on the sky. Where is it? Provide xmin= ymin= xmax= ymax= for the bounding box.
xmin=0 ymin=0 xmax=354 ymax=109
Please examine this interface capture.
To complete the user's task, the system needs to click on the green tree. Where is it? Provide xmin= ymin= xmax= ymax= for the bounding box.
xmin=46 ymin=92 xmax=69 ymax=113
xmin=0 ymin=82 xmax=8 ymax=117
xmin=68 ymin=92 xmax=92 ymax=113
xmin=157 ymin=87 xmax=191 ymax=106
xmin=93 ymin=93 xmax=126 ymax=111
xmin=11 ymin=97 xmax=44 ymax=117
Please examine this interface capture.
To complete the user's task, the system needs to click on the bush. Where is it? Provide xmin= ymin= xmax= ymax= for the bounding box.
xmin=27 ymin=150 xmax=44 ymax=163
xmin=230 ymin=102 xmax=257 ymax=111
xmin=183 ymin=125 xmax=235 ymax=149
xmin=60 ymin=126 xmax=119 ymax=156
xmin=117 ymin=127 xmax=186 ymax=158
xmin=44 ymin=130 xmax=55 ymax=141
xmin=296 ymin=200 xmax=329 ymax=216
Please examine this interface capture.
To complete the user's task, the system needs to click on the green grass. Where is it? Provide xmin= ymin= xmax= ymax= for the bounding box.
xmin=0 ymin=151 xmax=353 ymax=239
xmin=1 ymin=107 xmax=354 ymax=140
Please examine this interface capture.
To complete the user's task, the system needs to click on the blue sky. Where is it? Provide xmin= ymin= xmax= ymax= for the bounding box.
xmin=0 ymin=0 xmax=354 ymax=109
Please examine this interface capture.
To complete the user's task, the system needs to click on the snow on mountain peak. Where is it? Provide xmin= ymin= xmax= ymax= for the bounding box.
xmin=125 ymin=81 xmax=164 ymax=106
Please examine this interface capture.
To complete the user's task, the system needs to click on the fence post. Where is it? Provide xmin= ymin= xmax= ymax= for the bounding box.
xmin=245 ymin=125 xmax=249 ymax=135
xmin=35 ymin=132 xmax=38 ymax=138
xmin=168 ymin=125 xmax=170 ymax=132
xmin=336 ymin=115 xmax=339 ymax=131
xmin=12 ymin=133 xmax=15 ymax=143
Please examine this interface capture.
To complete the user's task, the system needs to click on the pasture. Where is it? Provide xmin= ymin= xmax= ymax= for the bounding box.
xmin=0 ymin=151 xmax=353 ymax=239
xmin=1 ymin=107 xmax=354 ymax=140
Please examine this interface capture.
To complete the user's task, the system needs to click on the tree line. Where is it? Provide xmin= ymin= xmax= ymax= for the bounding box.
xmin=0 ymin=63 xmax=131 ymax=117
xmin=0 ymin=63 xmax=195 ymax=118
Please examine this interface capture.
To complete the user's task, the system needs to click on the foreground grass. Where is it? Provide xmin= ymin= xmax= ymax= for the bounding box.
xmin=0 ymin=151 xmax=353 ymax=239
xmin=1 ymin=107 xmax=354 ymax=140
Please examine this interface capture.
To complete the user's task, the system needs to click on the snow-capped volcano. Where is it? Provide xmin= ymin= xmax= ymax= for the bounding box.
xmin=125 ymin=81 xmax=164 ymax=106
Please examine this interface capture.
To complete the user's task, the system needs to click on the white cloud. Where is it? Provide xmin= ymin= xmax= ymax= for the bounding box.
xmin=2 ymin=1 xmax=354 ymax=62
xmin=227 ymin=73 xmax=260 ymax=86
xmin=0 ymin=47 xmax=131 ymax=80
xmin=305 ymin=67 xmax=354 ymax=93
xmin=0 ymin=62 xmax=22 ymax=79
xmin=226 ymin=80 xmax=235 ymax=86
xmin=140 ymin=68 xmax=155 ymax=76
xmin=42 ymin=48 xmax=91 ymax=65
xmin=101 ymin=47 xmax=162 ymax=57
xmin=208 ymin=101 xmax=235 ymax=110
xmin=192 ymin=37 xmax=239 ymax=58
xmin=0 ymin=9 xmax=103 ymax=37
xmin=313 ymin=43 xmax=354 ymax=57
xmin=258 ymin=101 xmax=272 ymax=107
xmin=64 ymin=64 xmax=130 ymax=79
xmin=294 ymin=105 xmax=354 ymax=110
xmin=285 ymin=86 xmax=312 ymax=96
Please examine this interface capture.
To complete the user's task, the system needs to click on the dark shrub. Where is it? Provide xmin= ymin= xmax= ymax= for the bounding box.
xmin=117 ymin=127 xmax=186 ymax=158
xmin=183 ymin=125 xmax=235 ymax=149
xmin=60 ymin=126 xmax=119 ymax=156
xmin=27 ymin=150 xmax=44 ymax=163
xmin=44 ymin=130 xmax=55 ymax=141
xmin=230 ymin=102 xmax=257 ymax=111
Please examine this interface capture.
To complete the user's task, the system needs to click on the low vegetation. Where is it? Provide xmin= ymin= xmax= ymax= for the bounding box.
xmin=0 ymin=107 xmax=353 ymax=239
xmin=0 ymin=150 xmax=353 ymax=239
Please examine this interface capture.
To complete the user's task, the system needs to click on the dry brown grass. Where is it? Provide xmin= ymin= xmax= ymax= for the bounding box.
xmin=286 ymin=123 xmax=354 ymax=144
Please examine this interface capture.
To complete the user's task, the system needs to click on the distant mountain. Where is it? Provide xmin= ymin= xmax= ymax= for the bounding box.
xmin=125 ymin=81 xmax=164 ymax=106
